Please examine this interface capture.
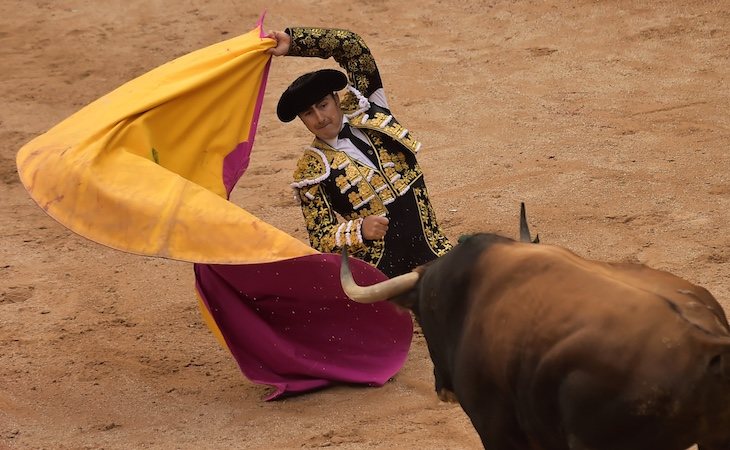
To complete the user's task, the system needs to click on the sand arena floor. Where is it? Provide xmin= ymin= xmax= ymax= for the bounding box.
xmin=1 ymin=1 xmax=728 ymax=448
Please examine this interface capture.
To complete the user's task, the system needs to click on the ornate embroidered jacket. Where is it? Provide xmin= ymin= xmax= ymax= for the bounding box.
xmin=287 ymin=27 xmax=452 ymax=277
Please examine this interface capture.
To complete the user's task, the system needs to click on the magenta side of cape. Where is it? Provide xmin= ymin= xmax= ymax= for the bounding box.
xmin=193 ymin=254 xmax=414 ymax=400
xmin=222 ymin=16 xmax=272 ymax=196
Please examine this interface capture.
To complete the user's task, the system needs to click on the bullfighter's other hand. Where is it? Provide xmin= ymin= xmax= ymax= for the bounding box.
xmin=362 ymin=216 xmax=389 ymax=240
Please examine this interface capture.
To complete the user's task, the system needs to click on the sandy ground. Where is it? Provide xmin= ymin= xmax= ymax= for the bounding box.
xmin=1 ymin=0 xmax=729 ymax=448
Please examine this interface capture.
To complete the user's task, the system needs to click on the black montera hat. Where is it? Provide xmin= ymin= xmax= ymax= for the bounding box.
xmin=276 ymin=69 xmax=348 ymax=122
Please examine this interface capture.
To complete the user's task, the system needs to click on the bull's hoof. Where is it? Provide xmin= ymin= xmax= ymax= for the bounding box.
xmin=437 ymin=388 xmax=458 ymax=403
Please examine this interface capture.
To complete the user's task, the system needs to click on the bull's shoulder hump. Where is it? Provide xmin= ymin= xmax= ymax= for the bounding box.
xmin=479 ymin=242 xmax=662 ymax=294
xmin=482 ymin=241 xmax=588 ymax=268
xmin=501 ymin=244 xmax=722 ymax=315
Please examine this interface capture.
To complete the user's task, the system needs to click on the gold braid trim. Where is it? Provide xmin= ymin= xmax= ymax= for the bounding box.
xmin=349 ymin=111 xmax=422 ymax=155
xmin=309 ymin=140 xmax=391 ymax=216
xmin=291 ymin=147 xmax=330 ymax=191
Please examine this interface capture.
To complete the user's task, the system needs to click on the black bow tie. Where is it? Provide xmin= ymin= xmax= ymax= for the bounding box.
xmin=338 ymin=124 xmax=375 ymax=156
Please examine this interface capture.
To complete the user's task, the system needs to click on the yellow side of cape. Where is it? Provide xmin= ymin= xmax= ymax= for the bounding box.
xmin=16 ymin=24 xmax=315 ymax=264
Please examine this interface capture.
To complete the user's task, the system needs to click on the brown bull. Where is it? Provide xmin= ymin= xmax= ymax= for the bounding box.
xmin=340 ymin=206 xmax=730 ymax=450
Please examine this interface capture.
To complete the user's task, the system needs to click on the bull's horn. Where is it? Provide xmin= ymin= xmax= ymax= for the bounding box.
xmin=519 ymin=202 xmax=532 ymax=242
xmin=519 ymin=202 xmax=540 ymax=243
xmin=340 ymin=246 xmax=419 ymax=303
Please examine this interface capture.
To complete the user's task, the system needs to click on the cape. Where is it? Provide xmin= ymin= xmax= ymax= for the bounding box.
xmin=16 ymin=16 xmax=412 ymax=400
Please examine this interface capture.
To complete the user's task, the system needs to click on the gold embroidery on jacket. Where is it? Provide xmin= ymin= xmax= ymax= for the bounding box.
xmin=298 ymin=184 xmax=384 ymax=266
xmin=348 ymin=111 xmax=422 ymax=155
xmin=412 ymin=186 xmax=453 ymax=257
xmin=299 ymin=185 xmax=376 ymax=258
xmin=345 ymin=164 xmax=363 ymax=186
xmin=308 ymin=140 xmax=388 ymax=213
xmin=366 ymin=133 xmax=422 ymax=196
xmin=292 ymin=148 xmax=330 ymax=189
xmin=287 ymin=28 xmax=378 ymax=95
xmin=335 ymin=174 xmax=352 ymax=194
xmin=300 ymin=185 xmax=337 ymax=251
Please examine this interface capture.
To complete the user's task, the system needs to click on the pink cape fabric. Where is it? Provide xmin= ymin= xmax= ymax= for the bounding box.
xmin=194 ymin=254 xmax=413 ymax=400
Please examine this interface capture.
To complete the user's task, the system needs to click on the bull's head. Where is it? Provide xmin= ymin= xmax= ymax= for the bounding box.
xmin=340 ymin=202 xmax=539 ymax=304
xmin=341 ymin=203 xmax=539 ymax=403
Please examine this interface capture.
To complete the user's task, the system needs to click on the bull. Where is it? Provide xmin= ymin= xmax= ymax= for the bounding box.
xmin=340 ymin=204 xmax=730 ymax=450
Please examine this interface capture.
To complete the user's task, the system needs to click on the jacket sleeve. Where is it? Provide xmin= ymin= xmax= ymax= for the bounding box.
xmin=285 ymin=27 xmax=384 ymax=98
xmin=296 ymin=184 xmax=369 ymax=257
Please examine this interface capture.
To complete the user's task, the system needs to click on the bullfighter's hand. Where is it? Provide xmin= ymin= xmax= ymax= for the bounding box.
xmin=362 ymin=216 xmax=389 ymax=240
xmin=265 ymin=30 xmax=291 ymax=56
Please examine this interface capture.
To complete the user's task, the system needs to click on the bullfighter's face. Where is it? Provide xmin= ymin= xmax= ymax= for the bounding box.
xmin=298 ymin=93 xmax=343 ymax=141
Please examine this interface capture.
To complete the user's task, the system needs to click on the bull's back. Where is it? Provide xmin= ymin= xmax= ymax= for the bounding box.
xmin=469 ymin=241 xmax=729 ymax=344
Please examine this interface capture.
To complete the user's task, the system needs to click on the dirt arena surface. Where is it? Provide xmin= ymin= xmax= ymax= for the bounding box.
xmin=1 ymin=0 xmax=728 ymax=448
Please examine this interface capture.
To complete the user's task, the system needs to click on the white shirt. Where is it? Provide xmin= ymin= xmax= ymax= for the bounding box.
xmin=321 ymin=88 xmax=389 ymax=170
